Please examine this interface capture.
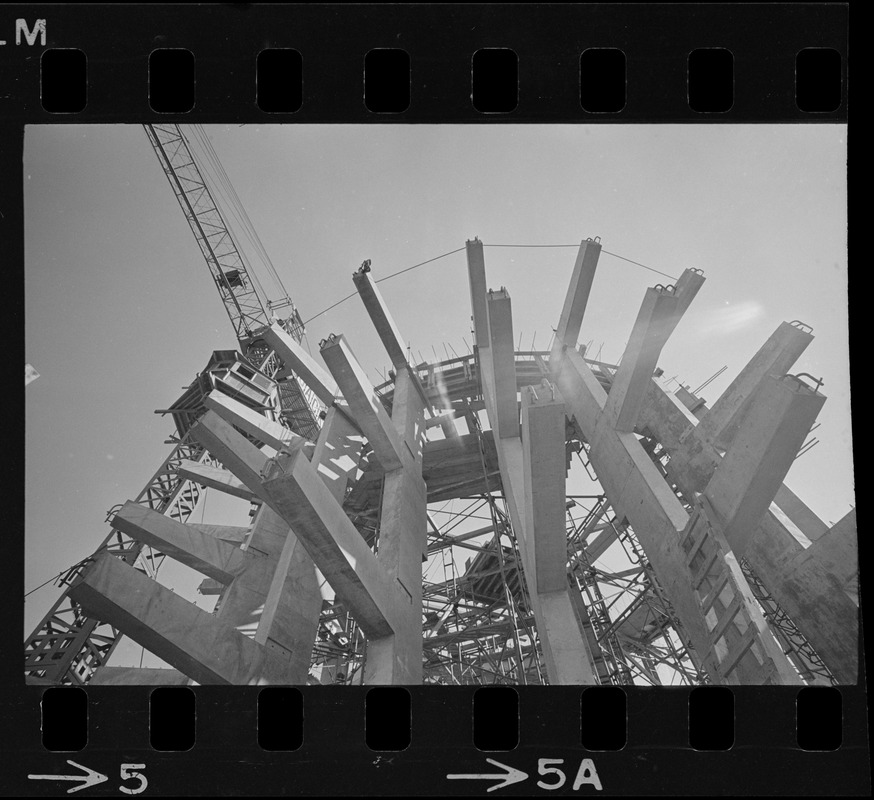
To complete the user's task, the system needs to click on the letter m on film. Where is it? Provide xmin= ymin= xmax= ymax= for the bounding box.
xmin=16 ymin=19 xmax=46 ymax=46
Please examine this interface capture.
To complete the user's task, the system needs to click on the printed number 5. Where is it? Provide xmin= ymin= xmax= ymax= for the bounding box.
xmin=536 ymin=758 xmax=567 ymax=791
xmin=119 ymin=764 xmax=148 ymax=795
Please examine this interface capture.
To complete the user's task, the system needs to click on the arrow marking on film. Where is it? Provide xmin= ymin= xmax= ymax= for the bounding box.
xmin=447 ymin=758 xmax=528 ymax=792
xmin=28 ymin=760 xmax=109 ymax=794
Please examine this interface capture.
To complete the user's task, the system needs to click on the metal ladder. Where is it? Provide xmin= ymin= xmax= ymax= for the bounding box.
xmin=680 ymin=496 xmax=801 ymax=685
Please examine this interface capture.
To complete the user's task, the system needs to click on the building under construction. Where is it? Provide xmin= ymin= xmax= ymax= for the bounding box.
xmin=24 ymin=125 xmax=858 ymax=687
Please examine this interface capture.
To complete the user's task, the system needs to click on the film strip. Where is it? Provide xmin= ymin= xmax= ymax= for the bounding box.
xmin=3 ymin=3 xmax=863 ymax=797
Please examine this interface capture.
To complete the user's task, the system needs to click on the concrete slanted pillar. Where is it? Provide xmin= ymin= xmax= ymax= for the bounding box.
xmin=261 ymin=322 xmax=339 ymax=407
xmin=353 ymin=267 xmax=408 ymax=369
xmin=521 ymin=383 xmax=598 ymax=684
xmin=704 ymin=374 xmax=826 ymax=557
xmin=204 ymin=390 xmax=309 ymax=453
xmin=70 ymin=553 xmax=286 ymax=685
xmin=259 ymin=448 xmax=402 ymax=639
xmin=604 ymin=285 xmax=683 ymax=433
xmin=672 ymin=267 xmax=707 ymax=316
xmin=187 ymin=523 xmax=250 ymax=546
xmin=111 ymin=501 xmax=254 ymax=584
xmin=773 ymin=483 xmax=829 ymax=542
xmin=176 ymin=460 xmax=254 ymax=501
xmin=320 ymin=334 xmax=406 ymax=471
xmin=637 ymin=378 xmax=858 ymax=683
xmin=549 ymin=259 xmax=724 ymax=679
xmin=466 ymin=238 xmax=490 ymax=348
xmin=695 ymin=321 xmax=813 ymax=449
xmin=89 ymin=667 xmax=191 ymax=686
xmin=553 ymin=239 xmax=602 ymax=351
xmin=800 ymin=508 xmax=858 ymax=603
xmin=189 ymin=410 xmax=329 ymax=683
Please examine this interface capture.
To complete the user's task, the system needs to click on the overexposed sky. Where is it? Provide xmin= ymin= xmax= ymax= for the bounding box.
xmin=24 ymin=123 xmax=850 ymax=642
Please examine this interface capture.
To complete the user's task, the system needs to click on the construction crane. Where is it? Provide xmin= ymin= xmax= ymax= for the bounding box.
xmin=143 ymin=123 xmax=322 ymax=440
xmin=24 ymin=124 xmax=322 ymax=684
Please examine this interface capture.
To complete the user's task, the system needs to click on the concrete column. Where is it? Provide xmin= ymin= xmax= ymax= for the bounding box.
xmin=521 ymin=383 xmax=598 ymax=684
xmin=704 ymin=374 xmax=826 ymax=557
xmin=364 ymin=370 xmax=427 ymax=684
xmin=466 ymin=238 xmax=490 ymax=348
xmin=553 ymin=239 xmax=602 ymax=350
xmin=695 ymin=321 xmax=813 ymax=449
xmin=603 ymin=286 xmax=683 ymax=433
xmin=487 ymin=289 xmax=520 ymax=439
xmin=521 ymin=384 xmax=568 ymax=595
xmin=476 ymin=282 xmax=596 ymax=683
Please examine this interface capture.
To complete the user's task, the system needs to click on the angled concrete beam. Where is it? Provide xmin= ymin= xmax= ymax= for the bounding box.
xmin=320 ymin=334 xmax=406 ymax=472
xmin=466 ymin=238 xmax=489 ymax=348
xmin=353 ymin=266 xmax=433 ymax=414
xmin=552 ymin=350 xmax=718 ymax=675
xmin=261 ymin=322 xmax=339 ymax=407
xmin=695 ymin=321 xmax=814 ymax=449
xmin=255 ymin=406 xmax=363 ymax=661
xmin=204 ymin=390 xmax=308 ymax=452
xmin=486 ymin=289 xmax=519 ymax=439
xmin=260 ymin=447 xmax=402 ymax=639
xmin=704 ymin=374 xmax=826 ymax=557
xmin=353 ymin=267 xmax=408 ymax=369
xmin=189 ymin=410 xmax=271 ymax=491
xmin=70 ymin=554 xmax=286 ymax=685
xmin=311 ymin=405 xmax=367 ymax=503
xmin=187 ymin=523 xmax=249 ymax=546
xmin=249 ymin=505 xmax=322 ymax=681
xmin=672 ymin=267 xmax=706 ymax=315
xmin=604 ymin=286 xmax=683 ymax=433
xmin=773 ymin=483 xmax=829 ymax=542
xmin=637 ymin=378 xmax=857 ymax=682
xmin=112 ymin=501 xmax=254 ymax=584
xmin=553 ymin=239 xmax=602 ymax=350
xmin=177 ymin=460 xmax=254 ymax=501
xmin=805 ymin=508 xmax=858 ymax=599
xmin=90 ymin=667 xmax=190 ymax=686
xmin=195 ymin=405 xmax=383 ymax=638
xmin=550 ymin=347 xmax=607 ymax=433
xmin=521 ymin=383 xmax=568 ymax=594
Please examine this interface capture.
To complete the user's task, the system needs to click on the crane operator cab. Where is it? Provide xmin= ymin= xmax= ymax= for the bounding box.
xmin=218 ymin=269 xmax=245 ymax=291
